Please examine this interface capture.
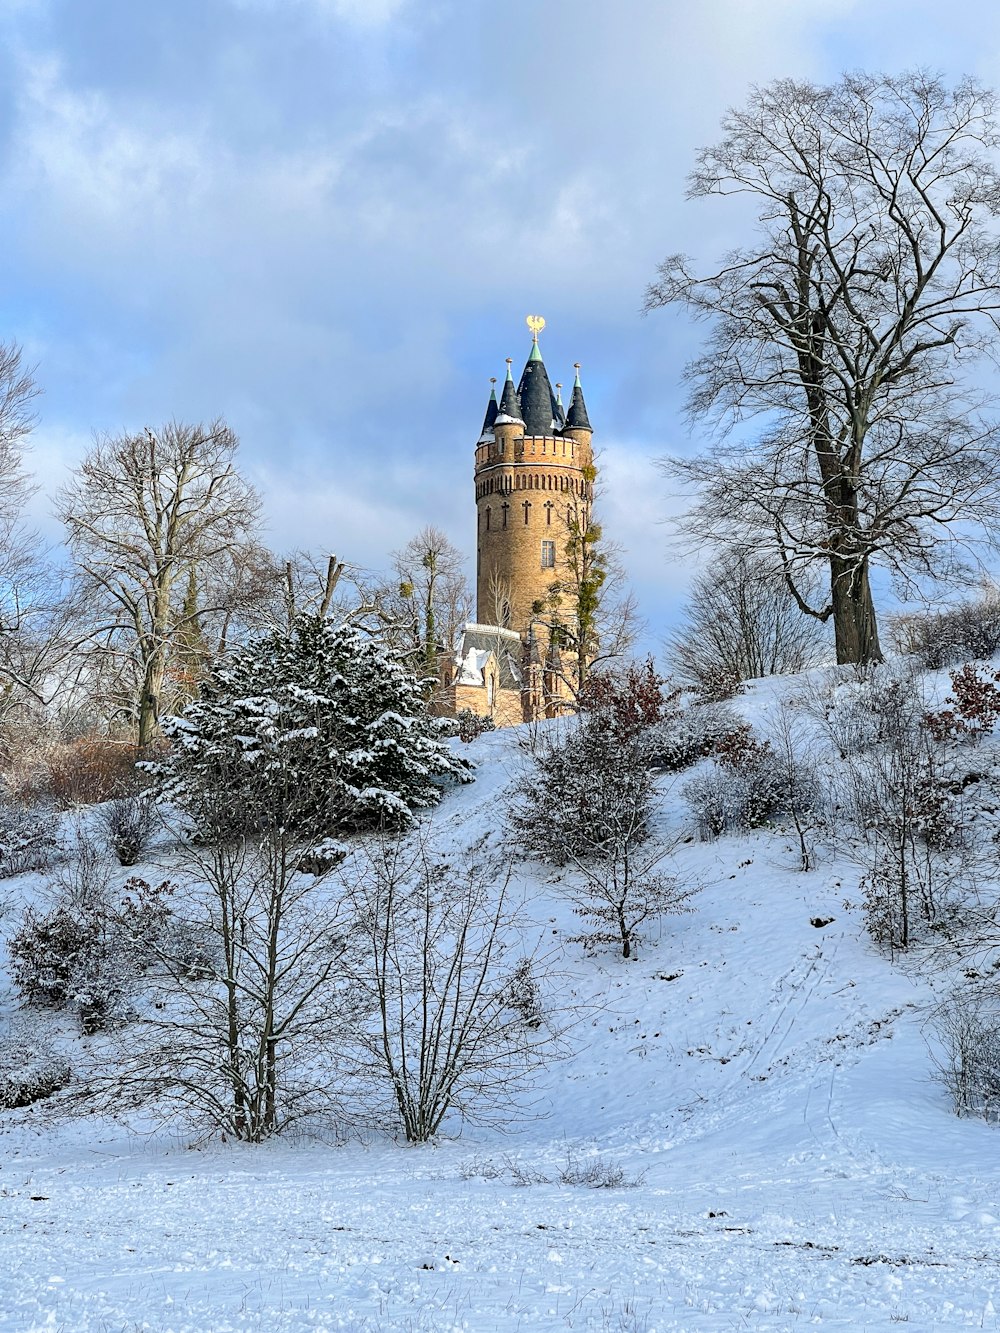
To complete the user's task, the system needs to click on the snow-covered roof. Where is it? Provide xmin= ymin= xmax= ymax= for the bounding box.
xmin=452 ymin=623 xmax=523 ymax=690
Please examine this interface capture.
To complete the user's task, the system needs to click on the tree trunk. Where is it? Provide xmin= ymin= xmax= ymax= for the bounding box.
xmin=829 ymin=555 xmax=882 ymax=666
xmin=138 ymin=652 xmax=166 ymax=748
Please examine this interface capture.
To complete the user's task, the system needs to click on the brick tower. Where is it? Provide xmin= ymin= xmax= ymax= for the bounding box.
xmin=473 ymin=320 xmax=594 ymax=645
xmin=436 ymin=319 xmax=595 ymax=726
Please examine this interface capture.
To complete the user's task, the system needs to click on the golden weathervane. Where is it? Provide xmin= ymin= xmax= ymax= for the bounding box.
xmin=526 ymin=314 xmax=546 ymax=341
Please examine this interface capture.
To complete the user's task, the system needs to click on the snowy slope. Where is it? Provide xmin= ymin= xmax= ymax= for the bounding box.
xmin=2 ymin=684 xmax=1000 ymax=1332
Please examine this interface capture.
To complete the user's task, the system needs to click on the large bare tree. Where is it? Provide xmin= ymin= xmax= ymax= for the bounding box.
xmin=669 ymin=546 xmax=828 ymax=694
xmin=58 ymin=420 xmax=262 ymax=746
xmin=390 ymin=525 xmax=471 ymax=674
xmin=647 ymin=72 xmax=1000 ymax=664
xmin=0 ymin=342 xmax=87 ymax=733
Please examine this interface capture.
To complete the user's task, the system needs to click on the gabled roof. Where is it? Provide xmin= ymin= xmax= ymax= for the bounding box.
xmin=455 ymin=623 xmax=523 ymax=690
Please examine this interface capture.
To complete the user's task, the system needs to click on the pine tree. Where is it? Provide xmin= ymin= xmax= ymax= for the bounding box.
xmin=154 ymin=613 xmax=471 ymax=838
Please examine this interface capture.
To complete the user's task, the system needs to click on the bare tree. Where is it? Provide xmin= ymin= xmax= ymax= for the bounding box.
xmin=86 ymin=742 xmax=362 ymax=1141
xmin=0 ymin=344 xmax=85 ymax=727
xmin=57 ymin=420 xmax=262 ymax=746
xmin=533 ymin=476 xmax=640 ymax=693
xmin=647 ymin=72 xmax=1000 ymax=665
xmin=389 ymin=526 xmax=471 ymax=675
xmin=824 ymin=668 xmax=970 ymax=952
xmin=0 ymin=340 xmax=39 ymax=523
xmin=669 ymin=547 xmax=829 ymax=695
xmin=344 ymin=831 xmax=556 ymax=1141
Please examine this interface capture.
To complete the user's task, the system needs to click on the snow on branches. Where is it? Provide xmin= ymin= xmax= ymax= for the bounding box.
xmin=152 ymin=613 xmax=471 ymax=840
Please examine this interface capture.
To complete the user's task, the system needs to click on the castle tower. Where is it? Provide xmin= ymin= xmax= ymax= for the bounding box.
xmin=473 ymin=319 xmax=594 ymax=647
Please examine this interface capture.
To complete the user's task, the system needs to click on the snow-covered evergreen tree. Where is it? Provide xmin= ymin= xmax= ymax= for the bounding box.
xmin=154 ymin=613 xmax=471 ymax=838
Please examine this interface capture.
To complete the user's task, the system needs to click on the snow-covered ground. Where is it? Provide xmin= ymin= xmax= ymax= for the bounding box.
xmin=3 ymin=679 xmax=1000 ymax=1331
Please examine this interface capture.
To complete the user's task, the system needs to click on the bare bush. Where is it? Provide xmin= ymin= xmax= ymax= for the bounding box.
xmin=51 ymin=818 xmax=114 ymax=907
xmin=344 ymin=833 xmax=558 ymax=1142
xmin=97 ymin=793 xmax=156 ymax=866
xmin=566 ymin=834 xmax=696 ymax=961
xmin=892 ymin=587 xmax=1000 ymax=670
xmin=832 ymin=669 xmax=972 ymax=952
xmin=558 ymin=1150 xmax=646 ymax=1189
xmin=931 ymin=988 xmax=1000 ymax=1120
xmin=45 ymin=737 xmax=139 ymax=807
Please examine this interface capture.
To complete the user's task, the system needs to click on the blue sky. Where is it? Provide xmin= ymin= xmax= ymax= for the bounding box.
xmin=2 ymin=0 xmax=999 ymax=654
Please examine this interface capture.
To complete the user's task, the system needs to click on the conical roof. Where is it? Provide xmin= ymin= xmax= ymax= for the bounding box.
xmin=565 ymin=364 xmax=591 ymax=431
xmin=517 ymin=337 xmax=558 ymax=436
xmin=553 ymin=382 xmax=566 ymax=430
xmin=496 ymin=359 xmax=523 ymax=423
xmin=480 ymin=380 xmax=499 ymax=436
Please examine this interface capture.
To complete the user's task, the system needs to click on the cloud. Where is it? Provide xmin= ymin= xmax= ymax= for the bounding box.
xmin=4 ymin=0 xmax=999 ymax=652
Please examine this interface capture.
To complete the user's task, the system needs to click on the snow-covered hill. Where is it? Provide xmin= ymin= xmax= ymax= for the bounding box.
xmin=3 ymin=680 xmax=1000 ymax=1332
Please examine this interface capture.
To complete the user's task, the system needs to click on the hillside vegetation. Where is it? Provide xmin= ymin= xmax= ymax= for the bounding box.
xmin=2 ymin=658 xmax=1000 ymax=1330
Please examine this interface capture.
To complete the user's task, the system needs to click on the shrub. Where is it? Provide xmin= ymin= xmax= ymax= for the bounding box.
xmin=512 ymin=718 xmax=654 ymax=866
xmin=97 ymin=793 xmax=156 ymax=866
xmin=456 ymin=709 xmax=496 ymax=743
xmin=504 ymin=958 xmax=543 ymax=1029
xmin=8 ymin=906 xmax=99 ymax=1009
xmin=931 ymin=989 xmax=1000 ymax=1121
xmin=924 ymin=663 xmax=1000 ymax=744
xmin=52 ymin=819 xmax=113 ymax=907
xmin=0 ymin=1030 xmax=71 ymax=1110
xmin=682 ymin=722 xmax=815 ymax=839
xmin=892 ymin=588 xmax=1000 ymax=670
xmin=8 ymin=877 xmax=174 ymax=1032
xmin=646 ymin=701 xmax=741 ymax=772
xmin=578 ymin=659 xmax=678 ymax=737
xmin=0 ymin=801 xmax=59 ymax=878
xmin=46 ymin=738 xmax=140 ymax=807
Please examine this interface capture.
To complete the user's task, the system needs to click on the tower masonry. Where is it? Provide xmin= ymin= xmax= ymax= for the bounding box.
xmin=474 ymin=322 xmax=594 ymax=639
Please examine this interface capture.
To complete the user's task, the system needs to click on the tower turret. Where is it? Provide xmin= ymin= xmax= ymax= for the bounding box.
xmin=479 ymin=378 xmax=499 ymax=440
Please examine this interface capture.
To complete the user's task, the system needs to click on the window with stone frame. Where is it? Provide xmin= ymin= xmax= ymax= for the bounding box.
xmin=541 ymin=539 xmax=556 ymax=569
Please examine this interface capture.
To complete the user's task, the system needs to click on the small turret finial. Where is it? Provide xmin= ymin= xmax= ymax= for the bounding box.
xmin=490 ymin=377 xmax=496 ymax=385
xmin=574 ymin=362 xmax=582 ymax=386
xmin=505 ymin=357 xmax=514 ymax=380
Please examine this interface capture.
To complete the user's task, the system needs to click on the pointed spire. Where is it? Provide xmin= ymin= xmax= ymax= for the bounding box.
xmin=554 ymin=382 xmax=566 ymax=429
xmin=518 ymin=336 xmax=557 ymax=435
xmin=566 ymin=362 xmax=591 ymax=431
xmin=480 ymin=377 xmax=499 ymax=436
xmin=497 ymin=357 xmax=523 ymax=423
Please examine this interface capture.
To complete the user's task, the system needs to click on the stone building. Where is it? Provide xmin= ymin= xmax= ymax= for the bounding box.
xmin=436 ymin=320 xmax=595 ymax=726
